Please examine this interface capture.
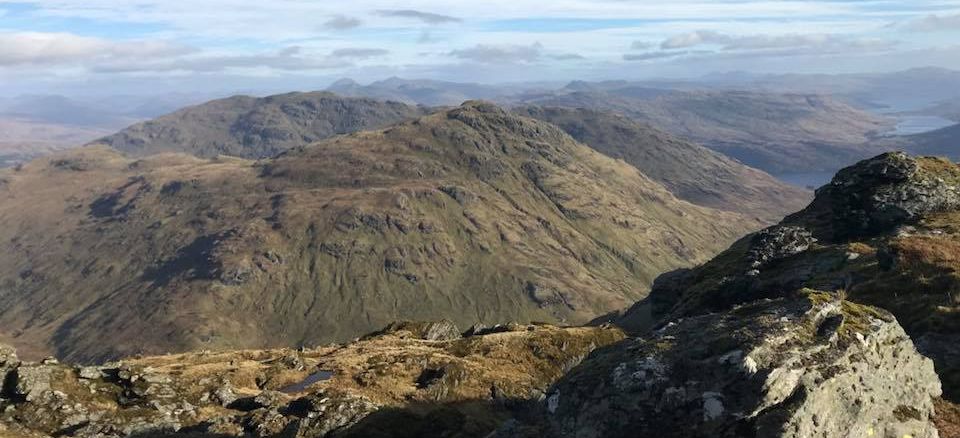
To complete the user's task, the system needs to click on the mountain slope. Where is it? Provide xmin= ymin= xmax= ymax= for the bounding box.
xmin=93 ymin=92 xmax=428 ymax=159
xmin=0 ymin=102 xmax=751 ymax=363
xmin=521 ymin=89 xmax=893 ymax=175
xmin=513 ymin=106 xmax=810 ymax=222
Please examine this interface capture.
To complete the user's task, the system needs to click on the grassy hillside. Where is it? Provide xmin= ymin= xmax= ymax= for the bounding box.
xmin=0 ymin=102 xmax=752 ymax=363
xmin=514 ymin=106 xmax=811 ymax=222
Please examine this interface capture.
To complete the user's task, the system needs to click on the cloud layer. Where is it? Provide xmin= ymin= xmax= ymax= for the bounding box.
xmin=0 ymin=0 xmax=958 ymax=93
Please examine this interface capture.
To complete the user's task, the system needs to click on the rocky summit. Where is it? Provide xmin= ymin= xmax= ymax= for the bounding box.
xmin=614 ymin=152 xmax=960 ymax=400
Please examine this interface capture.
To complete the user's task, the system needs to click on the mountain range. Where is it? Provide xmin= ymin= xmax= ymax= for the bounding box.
xmin=516 ymin=88 xmax=894 ymax=175
xmin=0 ymin=101 xmax=754 ymax=363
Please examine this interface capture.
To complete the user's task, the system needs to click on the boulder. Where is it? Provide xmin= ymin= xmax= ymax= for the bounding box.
xmin=11 ymin=365 xmax=54 ymax=402
xmin=544 ymin=291 xmax=942 ymax=438
xmin=373 ymin=320 xmax=462 ymax=341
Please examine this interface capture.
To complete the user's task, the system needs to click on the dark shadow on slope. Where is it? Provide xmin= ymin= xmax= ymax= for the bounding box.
xmin=141 ymin=231 xmax=232 ymax=287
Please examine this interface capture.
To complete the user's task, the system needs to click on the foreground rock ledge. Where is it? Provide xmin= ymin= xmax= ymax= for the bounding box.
xmin=540 ymin=291 xmax=942 ymax=438
xmin=0 ymin=323 xmax=623 ymax=438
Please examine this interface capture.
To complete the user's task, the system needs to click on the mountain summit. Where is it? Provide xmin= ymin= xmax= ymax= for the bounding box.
xmin=93 ymin=92 xmax=428 ymax=159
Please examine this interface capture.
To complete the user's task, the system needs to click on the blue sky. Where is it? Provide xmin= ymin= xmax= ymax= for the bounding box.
xmin=1 ymin=0 xmax=960 ymax=95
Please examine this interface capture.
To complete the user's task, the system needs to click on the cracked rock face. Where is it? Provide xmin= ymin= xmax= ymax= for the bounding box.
xmin=543 ymin=292 xmax=942 ymax=438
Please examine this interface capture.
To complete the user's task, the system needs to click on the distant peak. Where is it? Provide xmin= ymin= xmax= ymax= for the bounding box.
xmin=329 ymin=78 xmax=359 ymax=88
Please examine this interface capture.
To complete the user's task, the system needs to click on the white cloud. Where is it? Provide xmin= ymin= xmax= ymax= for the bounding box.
xmin=899 ymin=13 xmax=960 ymax=32
xmin=448 ymin=43 xmax=543 ymax=64
xmin=330 ymin=48 xmax=390 ymax=59
xmin=375 ymin=9 xmax=460 ymax=24
xmin=0 ymin=32 xmax=192 ymax=67
xmin=660 ymin=30 xmax=898 ymax=55
xmin=323 ymin=15 xmax=363 ymax=30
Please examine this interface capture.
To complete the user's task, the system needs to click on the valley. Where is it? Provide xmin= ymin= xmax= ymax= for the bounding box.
xmin=3 ymin=4 xmax=960 ymax=434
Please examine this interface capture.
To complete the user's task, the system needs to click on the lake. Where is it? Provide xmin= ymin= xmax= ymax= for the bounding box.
xmin=892 ymin=115 xmax=955 ymax=136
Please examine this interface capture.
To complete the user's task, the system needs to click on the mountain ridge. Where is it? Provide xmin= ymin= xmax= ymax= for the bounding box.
xmin=0 ymin=101 xmax=752 ymax=363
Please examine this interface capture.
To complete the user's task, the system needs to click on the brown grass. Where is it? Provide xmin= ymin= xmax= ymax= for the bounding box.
xmin=936 ymin=398 xmax=960 ymax=438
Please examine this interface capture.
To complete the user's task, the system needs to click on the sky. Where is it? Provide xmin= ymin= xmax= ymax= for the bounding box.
xmin=1 ymin=0 xmax=960 ymax=95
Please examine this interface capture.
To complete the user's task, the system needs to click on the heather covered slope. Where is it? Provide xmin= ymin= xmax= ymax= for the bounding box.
xmin=0 ymin=102 xmax=751 ymax=363
xmin=514 ymin=106 xmax=810 ymax=222
xmin=93 ymin=92 xmax=428 ymax=159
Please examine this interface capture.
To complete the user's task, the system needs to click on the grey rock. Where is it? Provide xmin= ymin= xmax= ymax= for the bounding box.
xmin=803 ymin=152 xmax=960 ymax=241
xmin=422 ymin=320 xmax=462 ymax=341
xmin=746 ymin=225 xmax=816 ymax=270
xmin=253 ymin=390 xmax=289 ymax=409
xmin=543 ymin=292 xmax=942 ymax=438
xmin=212 ymin=383 xmax=239 ymax=407
xmin=77 ymin=366 xmax=104 ymax=380
xmin=286 ymin=391 xmax=379 ymax=437
xmin=12 ymin=365 xmax=55 ymax=402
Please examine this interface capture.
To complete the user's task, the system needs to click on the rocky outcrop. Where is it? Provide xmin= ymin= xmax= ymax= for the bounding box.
xmin=621 ymin=153 xmax=960 ymax=404
xmin=543 ymin=291 xmax=942 ymax=438
xmin=790 ymin=152 xmax=960 ymax=241
xmin=0 ymin=323 xmax=624 ymax=437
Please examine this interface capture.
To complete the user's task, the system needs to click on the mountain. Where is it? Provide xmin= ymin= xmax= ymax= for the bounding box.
xmin=519 ymin=89 xmax=893 ymax=175
xmin=93 ymin=92 xmax=430 ymax=159
xmin=516 ymin=152 xmax=960 ymax=436
xmin=513 ymin=106 xmax=810 ymax=222
xmin=3 ymin=152 xmax=959 ymax=437
xmin=0 ymin=102 xmax=752 ymax=363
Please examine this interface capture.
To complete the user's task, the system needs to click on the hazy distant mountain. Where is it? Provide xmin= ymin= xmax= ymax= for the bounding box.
xmin=0 ymin=118 xmax=115 ymax=168
xmin=520 ymin=88 xmax=893 ymax=175
xmin=94 ymin=92 xmax=430 ymax=159
xmin=725 ymin=67 xmax=960 ymax=111
xmin=913 ymin=99 xmax=960 ymax=122
xmin=878 ymin=123 xmax=960 ymax=160
xmin=0 ymin=102 xmax=753 ymax=362
xmin=326 ymin=77 xmax=510 ymax=106
xmin=514 ymin=106 xmax=810 ymax=222
xmin=1 ymin=95 xmax=134 ymax=128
